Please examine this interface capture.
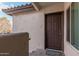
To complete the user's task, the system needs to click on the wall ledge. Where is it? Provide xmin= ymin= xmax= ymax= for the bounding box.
xmin=65 ymin=41 xmax=79 ymax=55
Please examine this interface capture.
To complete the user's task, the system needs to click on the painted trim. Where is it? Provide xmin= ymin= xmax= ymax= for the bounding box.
xmin=67 ymin=42 xmax=79 ymax=54
xmin=32 ymin=2 xmax=40 ymax=11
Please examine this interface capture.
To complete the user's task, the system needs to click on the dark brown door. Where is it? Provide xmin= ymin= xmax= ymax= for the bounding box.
xmin=45 ymin=12 xmax=64 ymax=51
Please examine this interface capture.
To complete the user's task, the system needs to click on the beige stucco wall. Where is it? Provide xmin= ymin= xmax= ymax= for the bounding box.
xmin=64 ymin=2 xmax=79 ymax=56
xmin=13 ymin=3 xmax=64 ymax=53
xmin=13 ymin=12 xmax=44 ymax=53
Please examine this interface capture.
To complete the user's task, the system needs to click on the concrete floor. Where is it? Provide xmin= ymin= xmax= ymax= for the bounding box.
xmin=29 ymin=49 xmax=65 ymax=56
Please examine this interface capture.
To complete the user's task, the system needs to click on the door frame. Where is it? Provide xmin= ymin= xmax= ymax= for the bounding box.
xmin=44 ymin=11 xmax=64 ymax=51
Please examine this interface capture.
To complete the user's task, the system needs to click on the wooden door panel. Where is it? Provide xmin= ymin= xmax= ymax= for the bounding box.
xmin=45 ymin=12 xmax=64 ymax=51
xmin=46 ymin=15 xmax=53 ymax=48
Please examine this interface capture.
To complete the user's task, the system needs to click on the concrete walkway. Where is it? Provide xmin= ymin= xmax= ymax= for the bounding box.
xmin=29 ymin=49 xmax=65 ymax=56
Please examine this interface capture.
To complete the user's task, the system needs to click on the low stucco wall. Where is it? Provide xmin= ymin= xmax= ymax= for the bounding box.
xmin=64 ymin=2 xmax=79 ymax=56
xmin=13 ymin=3 xmax=64 ymax=53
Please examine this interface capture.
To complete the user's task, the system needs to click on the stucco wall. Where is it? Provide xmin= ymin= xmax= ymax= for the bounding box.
xmin=13 ymin=12 xmax=44 ymax=53
xmin=64 ymin=2 xmax=79 ymax=56
xmin=13 ymin=3 xmax=64 ymax=53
